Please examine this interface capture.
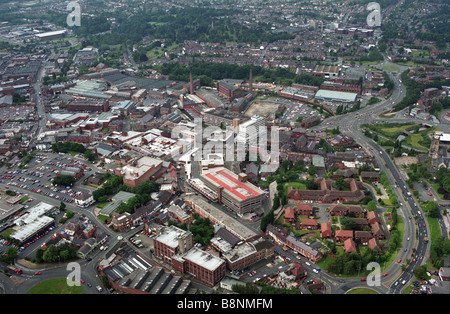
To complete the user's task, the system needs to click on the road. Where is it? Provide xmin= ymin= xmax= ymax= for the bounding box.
xmin=311 ymin=60 xmax=435 ymax=293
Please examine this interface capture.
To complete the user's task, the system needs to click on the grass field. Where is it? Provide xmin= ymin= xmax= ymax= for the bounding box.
xmin=382 ymin=64 xmax=400 ymax=72
xmin=27 ymin=278 xmax=85 ymax=294
xmin=346 ymin=288 xmax=379 ymax=294
xmin=380 ymin=123 xmax=419 ymax=136
xmin=284 ymin=182 xmax=307 ymax=190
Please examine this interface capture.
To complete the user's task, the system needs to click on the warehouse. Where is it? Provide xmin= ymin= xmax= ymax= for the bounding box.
xmin=35 ymin=29 xmax=67 ymax=40
xmin=315 ymin=89 xmax=358 ymax=104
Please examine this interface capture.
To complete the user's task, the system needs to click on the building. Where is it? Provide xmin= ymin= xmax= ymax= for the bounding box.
xmin=221 ymin=237 xmax=274 ymax=271
xmin=119 ymin=156 xmax=163 ymax=188
xmin=60 ymin=166 xmax=84 ymax=180
xmin=300 ymin=219 xmax=318 ymax=230
xmin=10 ymin=202 xmax=56 ymax=243
xmin=153 ymin=225 xmax=194 ymax=264
xmin=266 ymin=224 xmax=322 ymax=263
xmin=67 ymin=99 xmax=110 ymax=113
xmin=287 ymin=178 xmax=364 ymax=203
xmin=111 ymin=212 xmax=133 ymax=231
xmin=172 ymin=247 xmax=226 ymax=287
xmin=35 ymin=29 xmax=67 ymax=40
xmin=284 ymin=206 xmax=295 ymax=224
xmin=200 ymin=167 xmax=265 ymax=215
xmin=335 ymin=230 xmax=353 ymax=242
xmin=184 ymin=195 xmax=259 ymax=242
xmin=315 ymin=89 xmax=358 ymax=104
xmin=321 ymin=222 xmax=333 ymax=238
xmin=98 ymin=243 xmax=194 ymax=294
xmin=217 ymin=79 xmax=245 ymax=101
xmin=75 ymin=191 xmax=94 ymax=208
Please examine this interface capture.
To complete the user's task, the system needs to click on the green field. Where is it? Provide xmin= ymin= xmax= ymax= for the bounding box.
xmin=284 ymin=182 xmax=307 ymax=190
xmin=382 ymin=64 xmax=400 ymax=72
xmin=26 ymin=278 xmax=85 ymax=294
xmin=346 ymin=288 xmax=379 ymax=294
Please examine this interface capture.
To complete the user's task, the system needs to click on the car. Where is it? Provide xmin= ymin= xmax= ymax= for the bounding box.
xmin=34 ymin=271 xmax=41 ymax=275
xmin=397 ymin=259 xmax=402 ymax=263
xmin=383 ymin=272 xmax=388 ymax=277
xmin=361 ymin=278 xmax=367 ymax=281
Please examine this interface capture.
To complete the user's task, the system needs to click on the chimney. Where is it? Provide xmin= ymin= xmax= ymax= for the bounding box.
xmin=238 ymin=173 xmax=247 ymax=183
xmin=190 ymin=67 xmax=194 ymax=94
xmin=249 ymin=69 xmax=253 ymax=92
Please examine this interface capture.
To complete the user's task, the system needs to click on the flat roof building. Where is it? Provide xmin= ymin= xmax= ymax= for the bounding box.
xmin=315 ymin=89 xmax=358 ymax=103
xmin=200 ymin=167 xmax=265 ymax=214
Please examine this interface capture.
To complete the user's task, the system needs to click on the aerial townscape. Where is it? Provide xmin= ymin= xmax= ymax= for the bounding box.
xmin=0 ymin=0 xmax=449 ymax=301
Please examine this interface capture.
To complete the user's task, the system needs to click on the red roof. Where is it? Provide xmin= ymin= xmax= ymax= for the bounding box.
xmin=204 ymin=169 xmax=262 ymax=201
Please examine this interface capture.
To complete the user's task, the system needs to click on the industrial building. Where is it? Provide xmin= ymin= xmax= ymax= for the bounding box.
xmin=315 ymin=89 xmax=358 ymax=103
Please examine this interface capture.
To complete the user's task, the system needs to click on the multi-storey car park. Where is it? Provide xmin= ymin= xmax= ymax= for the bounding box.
xmin=200 ymin=167 xmax=265 ymax=215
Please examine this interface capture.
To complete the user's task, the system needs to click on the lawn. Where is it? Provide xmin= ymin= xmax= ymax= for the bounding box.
xmin=27 ymin=278 xmax=85 ymax=294
xmin=346 ymin=288 xmax=379 ymax=294
xmin=382 ymin=64 xmax=400 ymax=72
xmin=284 ymin=182 xmax=307 ymax=190
xmin=380 ymin=123 xmax=419 ymax=137
xmin=406 ymin=133 xmax=429 ymax=151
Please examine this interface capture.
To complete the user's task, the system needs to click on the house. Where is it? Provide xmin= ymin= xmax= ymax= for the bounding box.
xmin=367 ymin=211 xmax=380 ymax=224
xmin=333 ymin=168 xmax=358 ymax=179
xmin=284 ymin=207 xmax=296 ymax=224
xmin=353 ymin=218 xmax=369 ymax=230
xmin=343 ymin=238 xmax=357 ymax=253
xmin=371 ymin=222 xmax=385 ymax=240
xmin=347 ymin=205 xmax=365 ymax=217
xmin=355 ymin=231 xmax=373 ymax=243
xmin=300 ymin=219 xmax=318 ymax=230
xmin=329 ymin=204 xmax=347 ymax=216
xmin=321 ymin=222 xmax=333 ymax=238
xmin=335 ymin=230 xmax=353 ymax=242
xmin=296 ymin=203 xmax=314 ymax=216
xmin=368 ymin=238 xmax=382 ymax=252
xmin=290 ymin=263 xmax=307 ymax=280
xmin=361 ymin=171 xmax=381 ymax=182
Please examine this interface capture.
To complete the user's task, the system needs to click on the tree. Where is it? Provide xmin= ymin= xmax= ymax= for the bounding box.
xmin=308 ymin=165 xmax=317 ymax=176
xmin=43 ymin=245 xmax=59 ymax=263
xmin=84 ymin=150 xmax=96 ymax=162
xmin=60 ymin=201 xmax=66 ymax=211
xmin=53 ymin=175 xmax=76 ymax=187
xmin=334 ymin=177 xmax=348 ymax=191
xmin=425 ymin=201 xmax=440 ymax=218
xmin=341 ymin=217 xmax=356 ymax=230
xmin=413 ymin=265 xmax=428 ymax=280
